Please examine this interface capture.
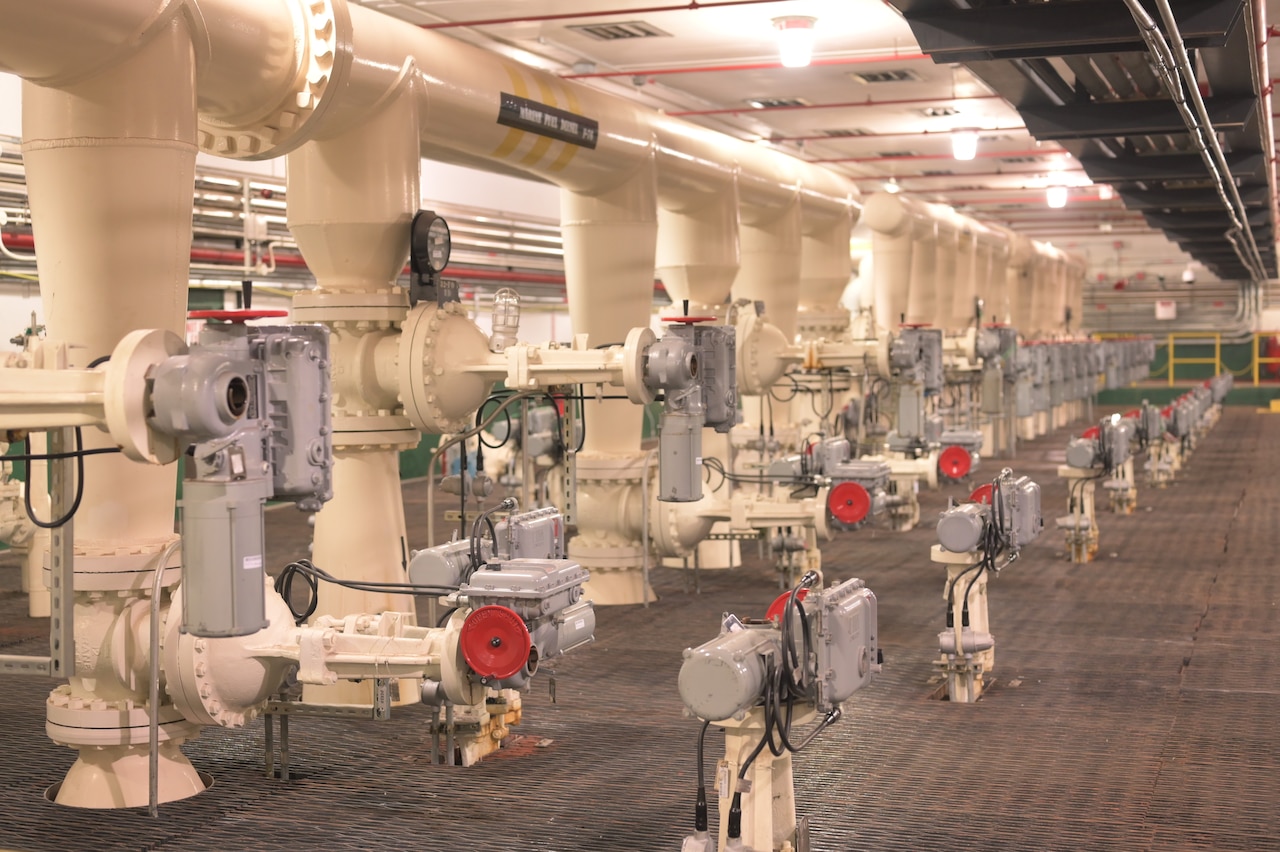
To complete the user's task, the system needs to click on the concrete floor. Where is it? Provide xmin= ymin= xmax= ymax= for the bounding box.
xmin=0 ymin=406 xmax=1275 ymax=851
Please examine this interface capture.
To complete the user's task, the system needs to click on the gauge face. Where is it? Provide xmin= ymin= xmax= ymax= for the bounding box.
xmin=411 ymin=210 xmax=451 ymax=275
xmin=426 ymin=216 xmax=451 ymax=272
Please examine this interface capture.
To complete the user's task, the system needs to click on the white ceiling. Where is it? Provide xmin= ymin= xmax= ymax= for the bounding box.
xmin=354 ymin=0 xmax=1280 ymax=286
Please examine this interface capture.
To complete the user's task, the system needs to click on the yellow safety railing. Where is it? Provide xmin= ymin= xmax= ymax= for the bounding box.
xmin=1164 ymin=332 xmax=1220 ymax=387
xmin=1253 ymin=332 xmax=1280 ymax=386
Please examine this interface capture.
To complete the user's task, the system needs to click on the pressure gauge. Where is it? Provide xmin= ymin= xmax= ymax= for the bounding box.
xmin=411 ymin=210 xmax=451 ymax=275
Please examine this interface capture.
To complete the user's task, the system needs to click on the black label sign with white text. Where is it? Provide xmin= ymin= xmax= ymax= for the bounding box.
xmin=497 ymin=93 xmax=599 ymax=149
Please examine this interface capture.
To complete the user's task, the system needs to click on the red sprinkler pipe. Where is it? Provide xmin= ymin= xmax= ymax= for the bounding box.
xmin=420 ymin=0 xmax=801 ymax=30
xmin=563 ymin=52 xmax=927 ymax=79
xmin=668 ymin=94 xmax=1003 ymax=117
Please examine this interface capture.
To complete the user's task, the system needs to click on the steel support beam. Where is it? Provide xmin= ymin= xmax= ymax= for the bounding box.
xmin=1080 ymin=151 xmax=1265 ymax=183
xmin=907 ymin=0 xmax=1243 ymax=63
xmin=1021 ymin=97 xmax=1257 ymax=140
xmin=1119 ymin=184 xmax=1270 ymax=210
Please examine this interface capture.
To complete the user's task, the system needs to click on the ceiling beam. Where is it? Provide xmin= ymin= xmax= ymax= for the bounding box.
xmin=1079 ymin=151 xmax=1266 ymax=184
xmin=1020 ymin=97 xmax=1257 ymax=141
xmin=1144 ymin=208 xmax=1271 ymax=230
xmin=905 ymin=0 xmax=1243 ymax=63
xmin=1117 ymin=184 xmax=1271 ymax=210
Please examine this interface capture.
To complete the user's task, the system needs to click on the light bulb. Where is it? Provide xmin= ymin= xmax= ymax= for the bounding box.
xmin=1098 ymin=184 xmax=1115 ymax=200
xmin=774 ymin=17 xmax=816 ymax=68
xmin=884 ymin=178 xmax=902 ymax=194
xmin=1046 ymin=185 xmax=1068 ymax=209
xmin=951 ymin=129 xmax=978 ymax=161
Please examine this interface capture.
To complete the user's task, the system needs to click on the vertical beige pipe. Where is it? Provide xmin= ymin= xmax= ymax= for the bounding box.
xmin=905 ymin=220 xmax=938 ymax=326
xmin=1006 ymin=233 xmax=1035 ymax=333
xmin=934 ymin=217 xmax=960 ymax=329
xmin=735 ymin=203 xmax=803 ymax=340
xmin=22 ymin=13 xmax=204 ymax=807
xmin=797 ymin=210 xmax=855 ymax=336
xmin=562 ymin=164 xmax=658 ymax=454
xmin=655 ymin=189 xmax=740 ymax=315
xmin=562 ymin=162 xmax=660 ymax=604
xmin=864 ymin=193 xmax=914 ymax=331
xmin=987 ymin=238 xmax=1011 ymax=325
xmin=287 ymin=85 xmax=421 ymax=703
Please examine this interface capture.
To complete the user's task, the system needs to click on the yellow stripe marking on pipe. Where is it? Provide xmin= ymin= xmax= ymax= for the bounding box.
xmin=518 ymin=75 xmax=559 ymax=167
xmin=547 ymin=81 xmax=584 ymax=173
xmin=492 ymin=64 xmax=529 ymax=160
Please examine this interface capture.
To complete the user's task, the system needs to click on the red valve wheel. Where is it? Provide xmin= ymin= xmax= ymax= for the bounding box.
xmin=1082 ymin=425 xmax=1101 ymax=440
xmin=659 ymin=315 xmax=718 ymax=324
xmin=765 ymin=588 xmax=810 ymax=625
xmin=188 ymin=310 xmax=289 ymax=323
xmin=458 ymin=605 xmax=531 ymax=681
xmin=938 ymin=445 xmax=972 ymax=480
xmin=969 ymin=483 xmax=995 ymax=504
xmin=828 ymin=481 xmax=872 ymax=527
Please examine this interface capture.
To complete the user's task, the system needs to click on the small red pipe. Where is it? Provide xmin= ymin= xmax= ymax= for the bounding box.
xmin=772 ymin=125 xmax=1027 ymax=143
xmin=668 ymin=94 xmax=1003 ymax=117
xmin=810 ymin=148 xmax=1062 ymax=164
xmin=854 ymin=167 xmax=1086 ymax=187
xmin=420 ymin=0 xmax=799 ymax=30
xmin=563 ymin=52 xmax=927 ymax=79
xmin=4 ymin=232 xmax=673 ymax=291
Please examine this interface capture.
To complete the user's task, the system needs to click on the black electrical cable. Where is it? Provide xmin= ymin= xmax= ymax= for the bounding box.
xmin=694 ymin=718 xmax=711 ymax=833
xmin=86 ymin=355 xmax=111 ymax=369
xmin=23 ymin=427 xmax=95 ymax=529
xmin=573 ymin=385 xmax=587 ymax=453
xmin=273 ymin=558 xmax=460 ymax=625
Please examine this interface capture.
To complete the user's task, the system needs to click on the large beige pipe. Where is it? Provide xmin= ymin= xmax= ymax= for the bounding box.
xmin=934 ymin=214 xmax=960 ymax=329
xmin=19 ymin=11 xmax=204 ymax=807
xmin=287 ymin=85 xmax=421 ymax=703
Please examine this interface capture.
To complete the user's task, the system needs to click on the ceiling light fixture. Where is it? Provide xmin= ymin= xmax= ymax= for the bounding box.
xmin=773 ymin=16 xmax=817 ymax=68
xmin=1098 ymin=184 xmax=1115 ymax=201
xmin=951 ymin=128 xmax=978 ymax=161
xmin=1046 ymin=185 xmax=1068 ymax=209
xmin=884 ymin=177 xmax=901 ymax=194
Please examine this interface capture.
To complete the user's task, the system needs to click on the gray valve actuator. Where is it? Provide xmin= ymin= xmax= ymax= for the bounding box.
xmin=936 ymin=469 xmax=1042 ymax=555
xmin=149 ymin=321 xmax=333 ymax=638
xmin=678 ymin=576 xmax=879 ymax=722
xmin=644 ymin=321 xmax=736 ymax=503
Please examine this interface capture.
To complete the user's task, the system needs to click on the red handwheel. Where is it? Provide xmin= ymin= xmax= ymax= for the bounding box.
xmin=188 ymin=309 xmax=289 ymax=323
xmin=969 ymin=483 xmax=995 ymax=504
xmin=938 ymin=445 xmax=972 ymax=480
xmin=766 ymin=588 xmax=810 ymax=625
xmin=459 ymin=605 xmax=531 ymax=681
xmin=828 ymin=481 xmax=872 ymax=527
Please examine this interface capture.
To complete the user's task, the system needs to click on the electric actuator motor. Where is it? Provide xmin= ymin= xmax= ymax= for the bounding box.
xmin=164 ymin=321 xmax=333 ymax=638
xmin=645 ymin=321 xmax=737 ymax=503
xmin=678 ymin=576 xmax=879 ymax=722
xmin=937 ymin=470 xmax=1042 ymax=555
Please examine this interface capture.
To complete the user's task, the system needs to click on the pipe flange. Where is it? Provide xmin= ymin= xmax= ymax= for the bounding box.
xmin=162 ymin=579 xmax=293 ymax=728
xmin=196 ymin=0 xmax=353 ymax=160
xmin=291 ymin=291 xmax=409 ymax=325
xmin=399 ymin=302 xmax=494 ymax=435
xmin=622 ymin=326 xmax=656 ymax=405
xmin=44 ymin=538 xmax=182 ymax=592
xmin=103 ymin=329 xmax=188 ymax=465
xmin=46 ymin=686 xmax=199 ymax=747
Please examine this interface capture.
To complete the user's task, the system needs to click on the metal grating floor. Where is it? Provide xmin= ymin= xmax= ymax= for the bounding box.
xmin=0 ymin=407 xmax=1277 ymax=851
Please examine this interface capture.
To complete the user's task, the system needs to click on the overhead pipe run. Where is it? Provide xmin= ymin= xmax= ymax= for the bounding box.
xmin=1123 ymin=0 xmax=1268 ymax=284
